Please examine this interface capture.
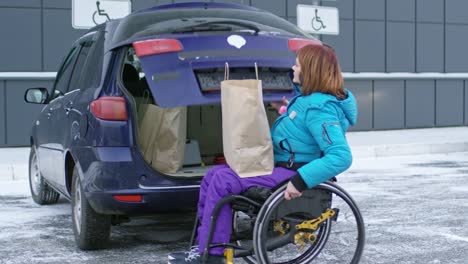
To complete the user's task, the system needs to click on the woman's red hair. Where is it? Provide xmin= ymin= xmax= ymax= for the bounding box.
xmin=297 ymin=44 xmax=346 ymax=98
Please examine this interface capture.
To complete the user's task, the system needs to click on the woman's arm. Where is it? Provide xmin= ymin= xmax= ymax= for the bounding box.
xmin=288 ymin=103 xmax=353 ymax=193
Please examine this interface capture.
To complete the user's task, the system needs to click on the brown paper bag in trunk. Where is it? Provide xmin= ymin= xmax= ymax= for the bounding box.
xmin=149 ymin=106 xmax=187 ymax=173
xmin=137 ymin=91 xmax=160 ymax=158
xmin=221 ymin=62 xmax=274 ymax=177
xmin=137 ymin=96 xmax=187 ymax=173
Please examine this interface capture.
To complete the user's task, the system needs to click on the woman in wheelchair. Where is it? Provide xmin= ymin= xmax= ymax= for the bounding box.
xmin=168 ymin=44 xmax=364 ymax=264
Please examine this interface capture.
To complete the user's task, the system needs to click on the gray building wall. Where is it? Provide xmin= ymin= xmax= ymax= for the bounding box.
xmin=1 ymin=0 xmax=467 ymax=146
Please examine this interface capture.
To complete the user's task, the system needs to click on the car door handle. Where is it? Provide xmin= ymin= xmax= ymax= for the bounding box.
xmin=65 ymin=101 xmax=74 ymax=115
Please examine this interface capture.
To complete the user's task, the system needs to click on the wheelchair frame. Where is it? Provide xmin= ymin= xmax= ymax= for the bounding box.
xmin=189 ymin=181 xmax=365 ymax=264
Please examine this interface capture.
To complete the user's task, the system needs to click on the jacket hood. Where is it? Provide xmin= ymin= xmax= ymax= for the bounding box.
xmin=340 ymin=89 xmax=358 ymax=126
xmin=290 ymin=68 xmax=358 ymax=126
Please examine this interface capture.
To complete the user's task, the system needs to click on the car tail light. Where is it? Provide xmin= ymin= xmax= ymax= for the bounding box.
xmin=133 ymin=39 xmax=183 ymax=57
xmin=90 ymin=96 xmax=128 ymax=121
xmin=113 ymin=194 xmax=143 ymax=202
xmin=288 ymin=38 xmax=321 ymax=52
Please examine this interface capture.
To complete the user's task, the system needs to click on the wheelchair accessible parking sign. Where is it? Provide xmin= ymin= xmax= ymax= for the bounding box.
xmin=297 ymin=5 xmax=339 ymax=35
xmin=72 ymin=0 xmax=132 ymax=29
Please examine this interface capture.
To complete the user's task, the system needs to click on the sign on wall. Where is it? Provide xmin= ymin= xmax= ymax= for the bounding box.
xmin=297 ymin=5 xmax=339 ymax=35
xmin=72 ymin=0 xmax=132 ymax=29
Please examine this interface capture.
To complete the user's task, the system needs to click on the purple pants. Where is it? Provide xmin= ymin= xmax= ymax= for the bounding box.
xmin=196 ymin=165 xmax=296 ymax=255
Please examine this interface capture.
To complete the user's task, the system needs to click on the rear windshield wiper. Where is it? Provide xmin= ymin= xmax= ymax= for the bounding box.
xmin=173 ymin=20 xmax=260 ymax=35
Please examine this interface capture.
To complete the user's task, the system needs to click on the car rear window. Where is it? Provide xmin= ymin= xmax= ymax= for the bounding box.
xmin=113 ymin=8 xmax=311 ymax=44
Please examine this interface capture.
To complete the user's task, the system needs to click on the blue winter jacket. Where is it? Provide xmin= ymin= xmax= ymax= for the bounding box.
xmin=270 ymin=85 xmax=358 ymax=189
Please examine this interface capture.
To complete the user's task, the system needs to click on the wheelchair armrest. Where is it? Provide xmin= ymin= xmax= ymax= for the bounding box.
xmin=240 ymin=176 xmax=336 ymax=202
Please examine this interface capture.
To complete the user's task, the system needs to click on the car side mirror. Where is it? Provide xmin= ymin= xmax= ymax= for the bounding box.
xmin=24 ymin=88 xmax=49 ymax=104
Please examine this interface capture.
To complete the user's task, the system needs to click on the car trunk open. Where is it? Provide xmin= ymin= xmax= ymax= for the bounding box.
xmin=121 ymin=49 xmax=291 ymax=178
xmin=125 ymin=86 xmax=282 ymax=178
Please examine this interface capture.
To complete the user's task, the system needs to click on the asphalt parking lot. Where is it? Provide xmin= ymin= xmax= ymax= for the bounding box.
xmin=1 ymin=152 xmax=468 ymax=264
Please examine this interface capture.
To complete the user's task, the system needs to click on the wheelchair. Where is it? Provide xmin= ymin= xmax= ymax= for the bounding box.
xmin=189 ymin=178 xmax=365 ymax=264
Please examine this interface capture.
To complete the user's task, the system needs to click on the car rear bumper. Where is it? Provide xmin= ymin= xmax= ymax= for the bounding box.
xmin=74 ymin=146 xmax=202 ymax=216
xmin=86 ymin=186 xmax=200 ymax=215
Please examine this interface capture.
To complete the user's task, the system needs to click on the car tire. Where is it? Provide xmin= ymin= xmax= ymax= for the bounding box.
xmin=29 ymin=147 xmax=60 ymax=205
xmin=71 ymin=167 xmax=111 ymax=250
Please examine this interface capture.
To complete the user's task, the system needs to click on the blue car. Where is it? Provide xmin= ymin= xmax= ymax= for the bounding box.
xmin=24 ymin=2 xmax=319 ymax=250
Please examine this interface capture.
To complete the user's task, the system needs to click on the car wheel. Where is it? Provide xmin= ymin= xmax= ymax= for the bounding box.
xmin=29 ymin=147 xmax=60 ymax=205
xmin=71 ymin=167 xmax=111 ymax=250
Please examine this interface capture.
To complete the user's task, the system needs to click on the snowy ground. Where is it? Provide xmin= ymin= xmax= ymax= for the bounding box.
xmin=1 ymin=152 xmax=468 ymax=264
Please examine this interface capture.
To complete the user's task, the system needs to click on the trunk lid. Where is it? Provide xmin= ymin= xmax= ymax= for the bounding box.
xmin=133 ymin=33 xmax=315 ymax=107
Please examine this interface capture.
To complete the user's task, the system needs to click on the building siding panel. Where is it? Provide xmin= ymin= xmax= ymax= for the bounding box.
xmin=0 ymin=8 xmax=41 ymax=71
xmin=387 ymin=22 xmax=415 ymax=72
xmin=43 ymin=0 xmax=71 ymax=9
xmin=445 ymin=25 xmax=468 ymax=72
xmin=387 ymin=0 xmax=415 ymax=22
xmin=356 ymin=0 xmax=385 ymax=20
xmin=374 ymin=81 xmax=405 ymax=130
xmin=406 ymin=80 xmax=435 ymax=128
xmin=345 ymin=81 xmax=373 ymax=131
xmin=0 ymin=1 xmax=40 ymax=8
xmin=416 ymin=23 xmax=444 ymax=72
xmin=416 ymin=0 xmax=443 ymax=23
xmin=355 ymin=21 xmax=385 ymax=72
xmin=445 ymin=0 xmax=468 ymax=24
xmin=436 ymin=80 xmax=464 ymax=126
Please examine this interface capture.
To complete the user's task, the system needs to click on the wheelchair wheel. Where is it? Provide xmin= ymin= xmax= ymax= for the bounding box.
xmin=234 ymin=210 xmax=330 ymax=264
xmin=253 ymin=181 xmax=365 ymax=264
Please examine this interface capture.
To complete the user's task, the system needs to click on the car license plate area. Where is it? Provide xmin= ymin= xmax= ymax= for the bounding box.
xmin=195 ymin=67 xmax=294 ymax=93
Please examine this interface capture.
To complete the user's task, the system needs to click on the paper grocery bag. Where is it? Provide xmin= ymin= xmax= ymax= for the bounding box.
xmin=137 ymin=91 xmax=161 ymax=158
xmin=221 ymin=62 xmax=274 ymax=177
xmin=138 ymin=103 xmax=163 ymax=159
xmin=150 ymin=106 xmax=187 ymax=173
xmin=138 ymin=100 xmax=187 ymax=174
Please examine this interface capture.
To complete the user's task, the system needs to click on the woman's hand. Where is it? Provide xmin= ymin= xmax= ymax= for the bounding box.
xmin=284 ymin=181 xmax=302 ymax=200
xmin=270 ymin=96 xmax=290 ymax=113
